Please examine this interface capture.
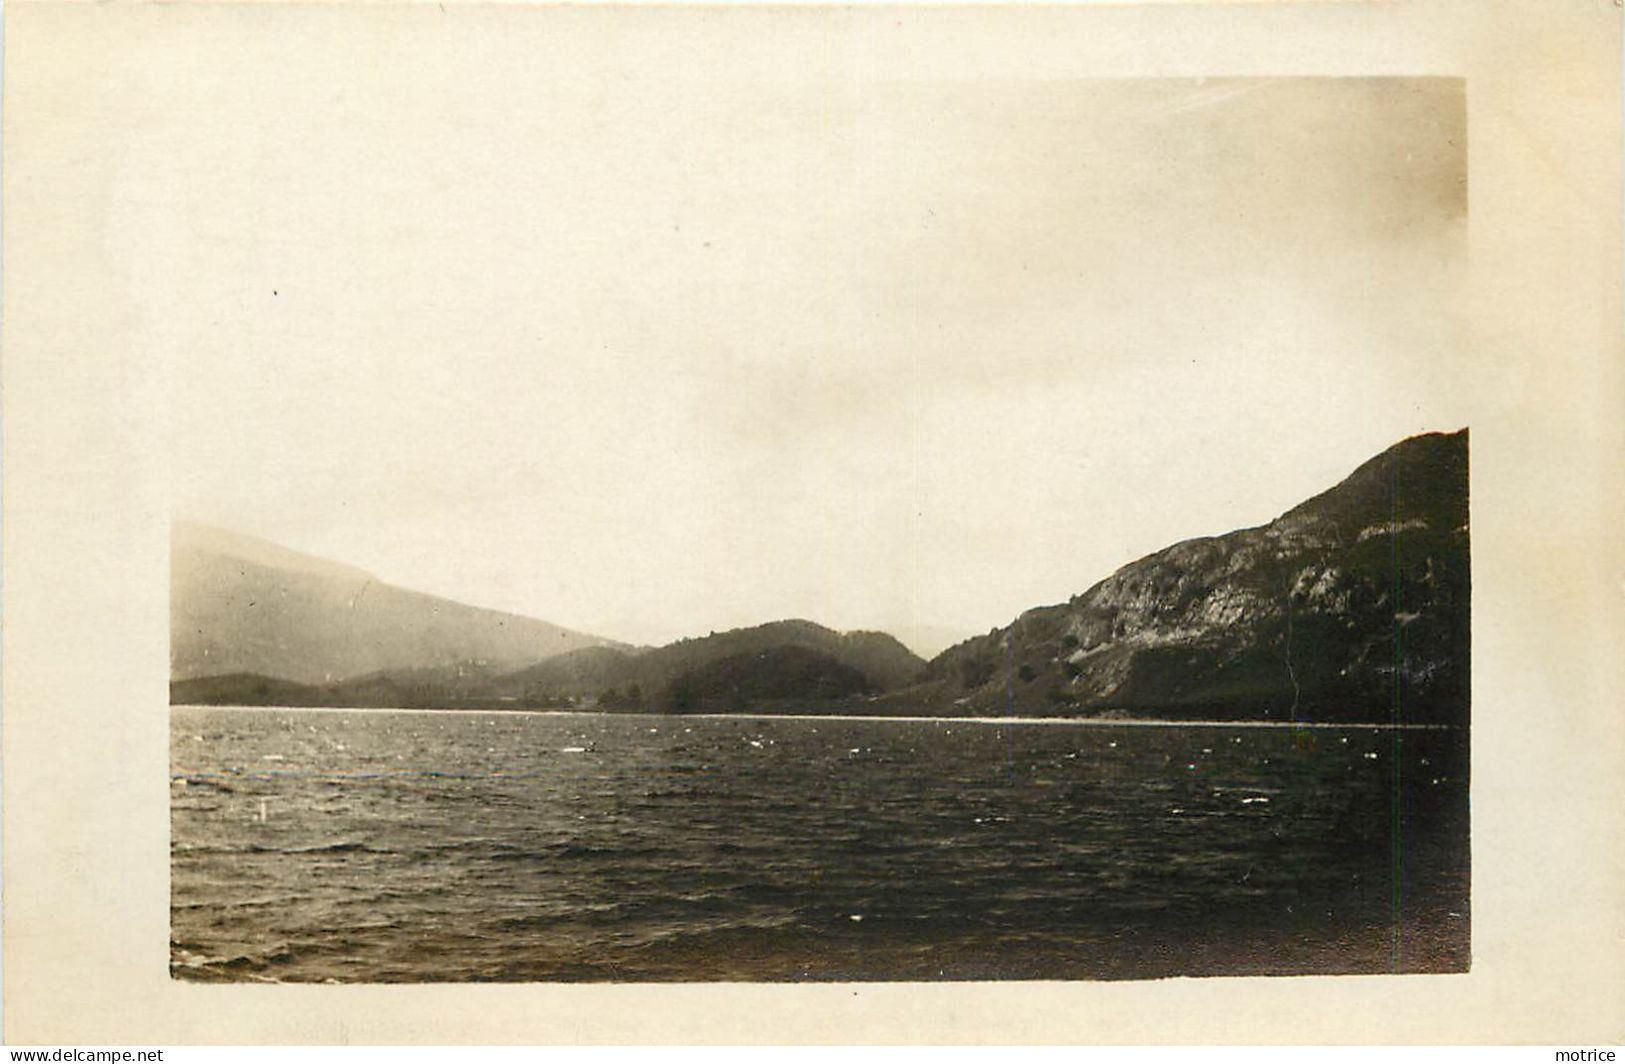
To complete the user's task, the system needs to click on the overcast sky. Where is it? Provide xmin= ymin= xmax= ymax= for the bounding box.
xmin=128 ymin=53 xmax=1467 ymax=648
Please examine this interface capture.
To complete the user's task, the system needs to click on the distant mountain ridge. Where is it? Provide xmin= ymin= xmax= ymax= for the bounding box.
xmin=172 ymin=430 xmax=1469 ymax=724
xmin=171 ymin=523 xmax=622 ymax=685
xmin=172 ymin=618 xmax=927 ymax=712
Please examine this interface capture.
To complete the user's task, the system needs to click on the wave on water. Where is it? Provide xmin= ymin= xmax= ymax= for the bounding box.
xmin=170 ymin=707 xmax=1472 ymax=982
xmin=169 ymin=938 xmax=298 ymax=981
xmin=173 ymin=840 xmax=392 ymax=856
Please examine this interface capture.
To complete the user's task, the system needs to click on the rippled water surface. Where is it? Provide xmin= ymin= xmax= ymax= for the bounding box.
xmin=171 ymin=706 xmax=1469 ymax=982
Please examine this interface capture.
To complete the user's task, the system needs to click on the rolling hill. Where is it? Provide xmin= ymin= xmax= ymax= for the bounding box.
xmin=502 ymin=619 xmax=924 ymax=703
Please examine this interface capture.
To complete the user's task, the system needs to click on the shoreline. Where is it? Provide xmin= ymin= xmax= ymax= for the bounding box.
xmin=170 ymin=704 xmax=1462 ymax=730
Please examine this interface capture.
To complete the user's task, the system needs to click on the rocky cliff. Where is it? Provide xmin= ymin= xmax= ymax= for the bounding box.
xmin=922 ymin=430 xmax=1469 ymax=724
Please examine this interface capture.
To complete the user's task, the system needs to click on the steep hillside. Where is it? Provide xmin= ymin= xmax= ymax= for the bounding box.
xmin=923 ymin=430 xmax=1470 ymax=724
xmin=171 ymin=523 xmax=620 ymax=685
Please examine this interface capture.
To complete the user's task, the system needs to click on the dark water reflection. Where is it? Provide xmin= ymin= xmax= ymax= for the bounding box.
xmin=170 ymin=706 xmax=1469 ymax=982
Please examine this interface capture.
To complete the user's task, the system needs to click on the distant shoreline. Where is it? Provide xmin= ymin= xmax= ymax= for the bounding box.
xmin=170 ymin=704 xmax=1460 ymax=730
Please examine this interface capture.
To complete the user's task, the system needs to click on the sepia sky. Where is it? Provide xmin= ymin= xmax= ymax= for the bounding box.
xmin=127 ymin=37 xmax=1468 ymax=649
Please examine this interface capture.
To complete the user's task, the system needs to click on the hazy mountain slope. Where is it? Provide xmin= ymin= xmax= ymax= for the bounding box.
xmin=172 ymin=523 xmax=620 ymax=685
xmin=923 ymin=430 xmax=1470 ymax=724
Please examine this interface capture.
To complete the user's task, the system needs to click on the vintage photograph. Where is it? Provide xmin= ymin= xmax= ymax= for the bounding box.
xmin=165 ymin=75 xmax=1472 ymax=983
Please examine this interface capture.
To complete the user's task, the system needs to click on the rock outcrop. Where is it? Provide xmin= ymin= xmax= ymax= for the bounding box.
xmin=923 ymin=430 xmax=1469 ymax=724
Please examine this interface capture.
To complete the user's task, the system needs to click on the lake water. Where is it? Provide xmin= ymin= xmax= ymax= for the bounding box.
xmin=170 ymin=706 xmax=1469 ymax=982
